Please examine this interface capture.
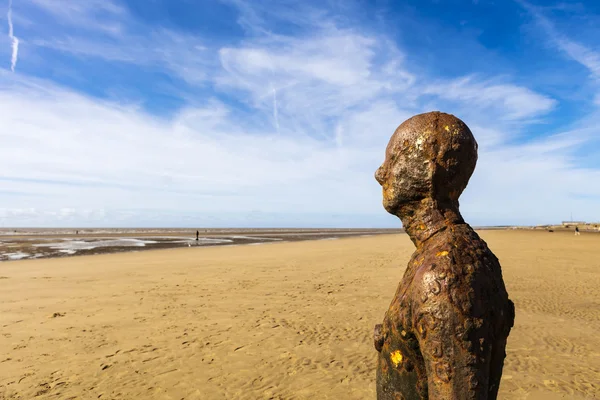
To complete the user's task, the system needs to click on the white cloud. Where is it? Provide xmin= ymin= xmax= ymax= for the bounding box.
xmin=222 ymin=34 xmax=376 ymax=86
xmin=464 ymin=127 xmax=600 ymax=223
xmin=0 ymin=72 xmax=378 ymax=218
xmin=1 ymin=65 xmax=598 ymax=227
xmin=217 ymin=29 xmax=416 ymax=144
xmin=555 ymin=39 xmax=600 ymax=79
xmin=422 ymin=76 xmax=557 ymax=120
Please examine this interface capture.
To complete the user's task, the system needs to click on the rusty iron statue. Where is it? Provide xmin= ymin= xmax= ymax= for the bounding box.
xmin=373 ymin=112 xmax=514 ymax=400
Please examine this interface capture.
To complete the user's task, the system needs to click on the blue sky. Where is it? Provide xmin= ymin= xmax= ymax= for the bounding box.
xmin=1 ymin=0 xmax=599 ymax=228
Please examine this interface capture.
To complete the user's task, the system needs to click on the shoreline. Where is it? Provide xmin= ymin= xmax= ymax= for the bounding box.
xmin=2 ymin=226 xmax=597 ymax=263
xmin=0 ymin=229 xmax=401 ymax=262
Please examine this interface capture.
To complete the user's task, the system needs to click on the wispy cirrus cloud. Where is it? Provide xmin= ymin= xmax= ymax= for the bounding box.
xmin=31 ymin=30 xmax=212 ymax=85
xmin=422 ymin=76 xmax=557 ymax=121
xmin=14 ymin=0 xmax=211 ymax=87
xmin=27 ymin=0 xmax=126 ymax=35
xmin=518 ymin=0 xmax=600 ymax=87
xmin=217 ymin=30 xmax=416 ymax=141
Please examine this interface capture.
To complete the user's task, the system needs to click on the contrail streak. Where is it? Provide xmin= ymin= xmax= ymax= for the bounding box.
xmin=7 ymin=0 xmax=19 ymax=72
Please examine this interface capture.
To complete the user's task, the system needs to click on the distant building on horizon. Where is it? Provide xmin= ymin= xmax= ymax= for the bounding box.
xmin=561 ymin=221 xmax=586 ymax=226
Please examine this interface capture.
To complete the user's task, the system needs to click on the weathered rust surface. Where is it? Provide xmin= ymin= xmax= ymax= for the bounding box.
xmin=374 ymin=112 xmax=515 ymax=400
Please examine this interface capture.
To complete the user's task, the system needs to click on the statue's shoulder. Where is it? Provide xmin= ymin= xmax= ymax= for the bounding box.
xmin=410 ymin=225 xmax=494 ymax=291
xmin=410 ymin=245 xmax=455 ymax=296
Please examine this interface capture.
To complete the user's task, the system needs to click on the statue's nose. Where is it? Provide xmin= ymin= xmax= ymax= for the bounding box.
xmin=375 ymin=165 xmax=385 ymax=185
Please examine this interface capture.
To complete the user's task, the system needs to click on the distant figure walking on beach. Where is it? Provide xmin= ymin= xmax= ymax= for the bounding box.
xmin=196 ymin=230 xmax=199 ymax=241
xmin=373 ymin=112 xmax=514 ymax=400
xmin=575 ymin=226 xmax=580 ymax=236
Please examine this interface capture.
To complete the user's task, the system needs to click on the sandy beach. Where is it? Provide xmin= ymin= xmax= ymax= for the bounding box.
xmin=1 ymin=230 xmax=599 ymax=399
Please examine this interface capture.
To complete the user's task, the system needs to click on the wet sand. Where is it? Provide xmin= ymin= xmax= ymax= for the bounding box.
xmin=0 ymin=230 xmax=599 ymax=399
xmin=0 ymin=229 xmax=400 ymax=262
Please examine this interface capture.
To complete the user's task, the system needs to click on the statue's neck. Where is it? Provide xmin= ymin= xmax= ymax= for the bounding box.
xmin=397 ymin=198 xmax=464 ymax=248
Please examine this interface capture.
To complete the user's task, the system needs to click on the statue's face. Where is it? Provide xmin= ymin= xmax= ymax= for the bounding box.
xmin=375 ymin=129 xmax=431 ymax=215
xmin=375 ymin=112 xmax=478 ymax=215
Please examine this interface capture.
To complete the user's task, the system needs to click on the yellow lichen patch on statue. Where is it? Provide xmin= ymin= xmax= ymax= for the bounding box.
xmin=436 ymin=251 xmax=449 ymax=257
xmin=383 ymin=189 xmax=391 ymax=201
xmin=391 ymin=350 xmax=403 ymax=367
xmin=382 ymin=184 xmax=393 ymax=202
xmin=444 ymin=125 xmax=450 ymax=132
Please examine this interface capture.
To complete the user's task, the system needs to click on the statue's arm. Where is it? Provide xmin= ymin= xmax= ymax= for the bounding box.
xmin=413 ymin=286 xmax=485 ymax=399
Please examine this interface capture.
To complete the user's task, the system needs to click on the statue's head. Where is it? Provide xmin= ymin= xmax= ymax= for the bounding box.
xmin=375 ymin=112 xmax=478 ymax=215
